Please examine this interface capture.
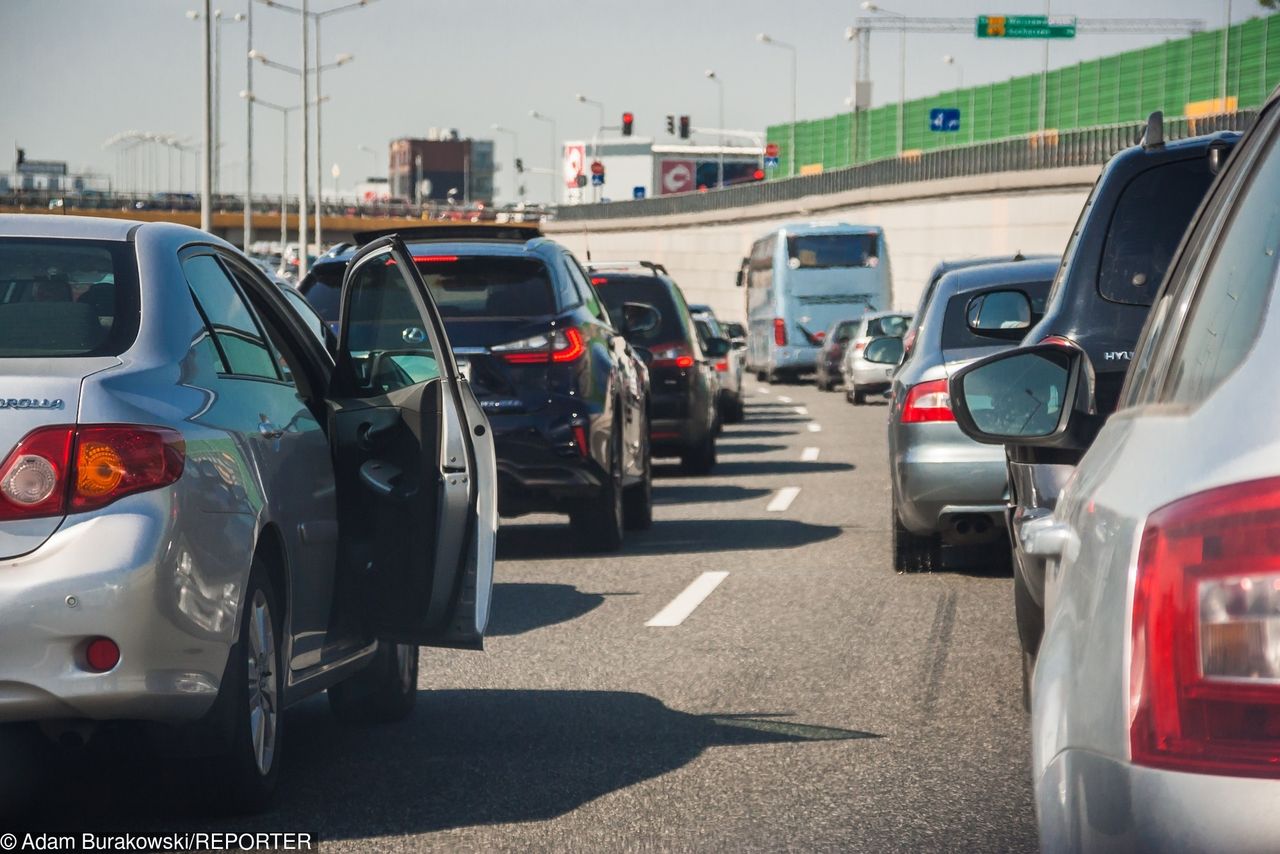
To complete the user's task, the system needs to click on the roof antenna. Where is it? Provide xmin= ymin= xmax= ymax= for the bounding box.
xmin=1013 ymin=249 xmax=1025 ymax=261
xmin=583 ymin=222 xmax=592 ymax=262
xmin=1140 ymin=111 xmax=1164 ymax=149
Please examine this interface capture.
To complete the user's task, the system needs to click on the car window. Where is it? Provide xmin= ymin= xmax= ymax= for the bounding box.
xmin=182 ymin=254 xmax=281 ymax=381
xmin=552 ymin=258 xmax=581 ymax=311
xmin=592 ymin=275 xmax=686 ymax=345
xmin=1097 ymin=158 xmax=1215 ymax=307
xmin=1160 ymin=126 xmax=1280 ymax=406
xmin=279 ymin=286 xmax=328 ymax=346
xmin=866 ymin=315 xmax=910 ymax=337
xmin=344 ymin=253 xmax=441 ymax=393
xmin=299 ymin=263 xmax=344 ymax=323
xmin=413 ymin=256 xmax=555 ymax=319
xmin=940 ymin=281 xmax=1051 ymax=358
xmin=786 ymin=234 xmax=879 ymax=269
xmin=565 ymin=256 xmax=608 ymax=323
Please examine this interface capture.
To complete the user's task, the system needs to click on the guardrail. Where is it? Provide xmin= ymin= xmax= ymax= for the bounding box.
xmin=554 ymin=112 xmax=1256 ymax=222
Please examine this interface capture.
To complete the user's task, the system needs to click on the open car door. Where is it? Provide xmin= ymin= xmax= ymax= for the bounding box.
xmin=328 ymin=236 xmax=496 ymax=650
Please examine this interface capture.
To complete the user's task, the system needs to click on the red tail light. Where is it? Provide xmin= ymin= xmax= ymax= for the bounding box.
xmin=773 ymin=318 xmax=787 ymax=347
xmin=413 ymin=255 xmax=459 ymax=264
xmin=714 ymin=360 xmax=729 ymax=372
xmin=571 ymin=423 xmax=589 ymax=459
xmin=0 ymin=425 xmax=185 ymax=521
xmin=495 ymin=327 xmax=587 ymax=364
xmin=900 ymin=379 xmax=954 ymax=423
xmin=854 ymin=340 xmax=868 ymax=353
xmin=590 ymin=276 xmax=609 ymax=285
xmin=1130 ymin=477 xmax=1280 ymax=778
xmin=649 ymin=342 xmax=695 ymax=369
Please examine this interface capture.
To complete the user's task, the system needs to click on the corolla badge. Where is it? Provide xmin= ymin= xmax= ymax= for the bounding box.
xmin=0 ymin=398 xmax=65 ymax=410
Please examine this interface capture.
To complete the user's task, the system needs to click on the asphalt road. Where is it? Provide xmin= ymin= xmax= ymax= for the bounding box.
xmin=15 ymin=380 xmax=1037 ymax=852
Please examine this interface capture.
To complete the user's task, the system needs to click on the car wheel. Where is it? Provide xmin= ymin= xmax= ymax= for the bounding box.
xmin=623 ymin=429 xmax=653 ymax=531
xmin=328 ymin=641 xmax=419 ymax=724
xmin=1013 ymin=569 xmax=1044 ymax=714
xmin=680 ymin=428 xmax=717 ymax=476
xmin=571 ymin=427 xmax=625 ymax=551
xmin=893 ymin=509 xmax=939 ymax=574
xmin=853 ymin=389 xmax=866 ymax=405
xmin=756 ymin=369 xmax=768 ymax=382
xmin=208 ymin=562 xmax=283 ymax=813
xmin=726 ymin=395 xmax=745 ymax=424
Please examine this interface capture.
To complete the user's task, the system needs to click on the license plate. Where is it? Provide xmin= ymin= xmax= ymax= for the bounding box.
xmin=457 ymin=359 xmax=472 ymax=382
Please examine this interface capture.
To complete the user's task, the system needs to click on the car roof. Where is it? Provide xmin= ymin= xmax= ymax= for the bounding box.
xmin=311 ymin=236 xmax=562 ymax=271
xmin=0 ymin=213 xmax=142 ymax=241
xmin=861 ymin=309 xmax=912 ymax=320
xmin=769 ymin=222 xmax=883 ymax=237
xmin=934 ymin=258 xmax=1061 ymax=299
xmin=928 ymin=253 xmax=1057 ymax=280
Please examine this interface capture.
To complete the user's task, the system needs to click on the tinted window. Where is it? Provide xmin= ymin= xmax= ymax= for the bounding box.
xmin=786 ymin=234 xmax=878 ymax=269
xmin=183 ymin=255 xmax=279 ymax=380
xmin=1162 ymin=128 xmax=1280 ymax=405
xmin=592 ymin=275 xmax=688 ymax=345
xmin=0 ymin=238 xmax=139 ymax=357
xmin=279 ymin=286 xmax=328 ymax=345
xmin=866 ymin=315 xmax=911 ymax=337
xmin=415 ymin=256 xmax=555 ymax=319
xmin=564 ymin=256 xmax=608 ymax=322
xmin=1098 ymin=158 xmax=1214 ymax=306
xmin=940 ymin=281 xmax=1051 ymax=356
xmin=299 ymin=263 xmax=344 ymax=322
xmin=344 ymin=252 xmax=440 ymax=392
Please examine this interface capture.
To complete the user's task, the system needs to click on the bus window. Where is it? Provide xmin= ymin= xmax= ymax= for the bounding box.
xmin=787 ymin=234 xmax=879 ymax=269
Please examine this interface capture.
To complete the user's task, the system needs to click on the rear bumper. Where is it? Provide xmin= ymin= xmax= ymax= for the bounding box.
xmin=770 ymin=346 xmax=819 ymax=373
xmin=488 ymin=402 xmax=608 ymax=516
xmin=893 ymin=425 xmax=1009 ymax=537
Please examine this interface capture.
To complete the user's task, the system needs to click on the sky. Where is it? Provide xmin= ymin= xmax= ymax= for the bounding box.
xmin=0 ymin=0 xmax=1253 ymax=204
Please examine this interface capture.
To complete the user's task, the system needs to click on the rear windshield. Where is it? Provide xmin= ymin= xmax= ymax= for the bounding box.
xmin=866 ymin=314 xmax=911 ymax=337
xmin=1097 ymin=158 xmax=1215 ymax=306
xmin=787 ymin=234 xmax=879 ymax=269
xmin=940 ymin=280 xmax=1051 ymax=354
xmin=299 ymin=263 xmax=344 ymax=322
xmin=0 ymin=238 xmax=139 ymax=357
xmin=591 ymin=275 xmax=688 ymax=345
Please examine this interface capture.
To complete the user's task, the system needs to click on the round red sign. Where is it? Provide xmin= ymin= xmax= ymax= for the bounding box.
xmin=765 ymin=143 xmax=779 ymax=157
xmin=590 ymin=160 xmax=604 ymax=175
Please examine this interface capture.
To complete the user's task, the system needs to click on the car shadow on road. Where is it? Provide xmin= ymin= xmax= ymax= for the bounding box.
xmin=11 ymin=691 xmax=880 ymax=838
xmin=487 ymin=582 xmax=623 ymax=636
xmin=497 ymin=517 xmax=841 ymax=560
xmin=712 ymin=460 xmax=855 ymax=478
xmin=714 ymin=429 xmax=796 ymax=440
xmin=714 ymin=442 xmax=788 ymax=455
xmin=653 ymin=483 xmax=773 ymax=504
xmin=742 ymin=416 xmax=809 ymax=425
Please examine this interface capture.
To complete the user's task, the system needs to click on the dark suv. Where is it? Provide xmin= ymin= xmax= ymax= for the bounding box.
xmin=949 ymin=116 xmax=1242 ymax=700
xmin=586 ymin=262 xmax=726 ymax=475
xmin=299 ymin=227 xmax=653 ymax=551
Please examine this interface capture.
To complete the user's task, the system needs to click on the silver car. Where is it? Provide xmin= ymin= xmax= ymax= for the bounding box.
xmin=841 ymin=310 xmax=912 ymax=404
xmin=691 ymin=307 xmax=744 ymax=423
xmin=886 ymin=259 xmax=1057 ymax=572
xmin=0 ymin=215 xmax=496 ymax=810
xmin=948 ymin=86 xmax=1280 ymax=851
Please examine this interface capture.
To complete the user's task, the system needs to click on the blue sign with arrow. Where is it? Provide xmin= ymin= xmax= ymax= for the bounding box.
xmin=929 ymin=108 xmax=961 ymax=132
xmin=764 ymin=155 xmax=780 ymax=169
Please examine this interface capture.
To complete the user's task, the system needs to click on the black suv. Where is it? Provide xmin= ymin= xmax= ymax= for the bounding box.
xmin=299 ymin=226 xmax=653 ymax=551
xmin=949 ymin=115 xmax=1242 ymax=700
xmin=586 ymin=262 xmax=726 ymax=475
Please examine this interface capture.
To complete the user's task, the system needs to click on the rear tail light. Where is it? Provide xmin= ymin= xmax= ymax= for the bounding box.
xmin=650 ymin=342 xmax=695 ymax=370
xmin=494 ymin=327 xmax=586 ymax=364
xmin=0 ymin=425 xmax=185 ymax=521
xmin=590 ymin=276 xmax=609 ymax=285
xmin=1130 ymin=477 xmax=1280 ymax=778
xmin=900 ymin=379 xmax=954 ymax=423
xmin=854 ymin=340 xmax=868 ymax=353
xmin=773 ymin=318 xmax=787 ymax=347
xmin=571 ymin=423 xmax=589 ymax=459
xmin=714 ymin=360 xmax=729 ymax=372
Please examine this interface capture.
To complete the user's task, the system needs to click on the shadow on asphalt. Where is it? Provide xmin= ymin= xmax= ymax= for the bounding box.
xmin=714 ymin=442 xmax=788 ymax=455
xmin=741 ymin=416 xmax=809 ymax=425
xmin=9 ymin=692 xmax=880 ymax=837
xmin=653 ymin=483 xmax=772 ymax=504
xmin=713 ymin=429 xmax=796 ymax=440
xmin=710 ymin=460 xmax=855 ymax=478
xmin=497 ymin=517 xmax=841 ymax=560
xmin=487 ymin=582 xmax=624 ymax=636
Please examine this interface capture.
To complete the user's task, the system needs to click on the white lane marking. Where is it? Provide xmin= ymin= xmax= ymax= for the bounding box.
xmin=794 ymin=406 xmax=808 ymax=416
xmin=767 ymin=486 xmax=801 ymax=512
xmin=646 ymin=572 xmax=730 ymax=627
xmin=807 ymin=422 xmax=822 ymax=432
xmin=802 ymin=447 xmax=820 ymax=462
xmin=757 ymin=386 xmax=771 ymax=394
xmin=778 ymin=395 xmax=793 ymax=403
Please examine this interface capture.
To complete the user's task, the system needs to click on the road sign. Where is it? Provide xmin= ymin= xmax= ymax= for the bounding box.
xmin=575 ymin=175 xmax=587 ymax=188
xmin=765 ymin=142 xmax=780 ymax=158
xmin=929 ymin=108 xmax=961 ymax=132
xmin=590 ymin=160 xmax=604 ymax=176
xmin=659 ymin=159 xmax=695 ymax=195
xmin=764 ymin=155 xmax=780 ymax=169
xmin=563 ymin=144 xmax=585 ymax=189
xmin=976 ymin=15 xmax=1076 ymax=39
xmin=633 ymin=186 xmax=646 ymax=200
xmin=591 ymin=173 xmax=604 ymax=187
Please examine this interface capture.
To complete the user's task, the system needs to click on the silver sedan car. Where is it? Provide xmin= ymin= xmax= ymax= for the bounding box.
xmin=841 ymin=310 xmax=912 ymax=404
xmin=0 ymin=215 xmax=496 ymax=811
xmin=886 ymin=259 xmax=1056 ymax=572
xmin=949 ymin=87 xmax=1280 ymax=851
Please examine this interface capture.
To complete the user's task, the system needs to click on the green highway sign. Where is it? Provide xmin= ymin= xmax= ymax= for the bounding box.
xmin=976 ymin=15 xmax=1077 ymax=39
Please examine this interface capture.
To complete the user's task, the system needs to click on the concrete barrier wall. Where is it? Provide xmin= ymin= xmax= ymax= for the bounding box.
xmin=545 ymin=166 xmax=1099 ymax=322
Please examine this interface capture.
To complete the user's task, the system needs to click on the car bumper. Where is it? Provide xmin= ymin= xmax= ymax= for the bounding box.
xmin=770 ymin=347 xmax=818 ymax=372
xmin=487 ymin=403 xmax=608 ymax=515
xmin=893 ymin=424 xmax=1009 ymax=537
xmin=0 ymin=491 xmax=233 ymax=725
xmin=1037 ymin=748 xmax=1280 ymax=854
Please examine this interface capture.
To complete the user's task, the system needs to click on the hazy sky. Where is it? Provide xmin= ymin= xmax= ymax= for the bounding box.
xmin=0 ymin=0 xmax=1249 ymax=203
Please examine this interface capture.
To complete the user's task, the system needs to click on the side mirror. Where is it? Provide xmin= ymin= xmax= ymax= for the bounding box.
xmin=950 ymin=343 xmax=1101 ymax=448
xmin=966 ymin=289 xmax=1033 ymax=339
xmin=621 ymin=301 xmax=661 ymax=337
xmin=862 ymin=335 xmax=904 ymax=365
xmin=703 ymin=337 xmax=732 ymax=359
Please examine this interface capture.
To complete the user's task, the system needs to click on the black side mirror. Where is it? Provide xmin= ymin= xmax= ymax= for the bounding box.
xmin=949 ymin=343 xmax=1102 ymax=449
xmin=703 ymin=337 xmax=732 ymax=359
xmin=862 ymin=335 xmax=904 ymax=365
xmin=621 ymin=301 xmax=661 ymax=337
xmin=966 ymin=289 xmax=1033 ymax=339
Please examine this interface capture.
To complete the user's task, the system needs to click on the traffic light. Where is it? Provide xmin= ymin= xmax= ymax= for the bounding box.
xmin=15 ymin=147 xmax=24 ymax=166
xmin=515 ymin=157 xmax=524 ymax=173
xmin=679 ymin=115 xmax=690 ymax=140
xmin=666 ymin=115 xmax=675 ymax=135
xmin=622 ymin=112 xmax=634 ymax=136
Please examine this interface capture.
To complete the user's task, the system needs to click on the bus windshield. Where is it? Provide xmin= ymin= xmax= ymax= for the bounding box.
xmin=787 ymin=234 xmax=879 ymax=269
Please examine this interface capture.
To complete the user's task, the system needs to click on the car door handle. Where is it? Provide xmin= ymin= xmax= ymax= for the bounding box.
xmin=258 ymin=422 xmax=284 ymax=439
xmin=1020 ymin=515 xmax=1070 ymax=557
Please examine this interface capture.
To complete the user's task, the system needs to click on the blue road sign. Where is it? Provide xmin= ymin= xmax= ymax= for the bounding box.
xmin=633 ymin=186 xmax=646 ymax=199
xmin=929 ymin=108 xmax=961 ymax=132
xmin=764 ymin=155 xmax=780 ymax=169
xmin=591 ymin=173 xmax=605 ymax=186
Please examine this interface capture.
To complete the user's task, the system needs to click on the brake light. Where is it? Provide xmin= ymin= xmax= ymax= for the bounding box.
xmin=773 ymin=318 xmax=787 ymax=347
xmin=900 ymin=379 xmax=954 ymax=423
xmin=1130 ymin=477 xmax=1280 ymax=778
xmin=854 ymin=340 xmax=867 ymax=352
xmin=591 ymin=276 xmax=609 ymax=285
xmin=494 ymin=327 xmax=587 ymax=364
xmin=714 ymin=360 xmax=729 ymax=372
xmin=0 ymin=425 xmax=185 ymax=521
xmin=413 ymin=255 xmax=459 ymax=264
xmin=649 ymin=342 xmax=695 ymax=369
xmin=571 ymin=423 xmax=589 ymax=459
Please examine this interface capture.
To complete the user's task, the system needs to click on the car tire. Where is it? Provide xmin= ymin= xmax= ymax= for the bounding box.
xmin=852 ymin=389 xmax=866 ymax=405
xmin=1013 ymin=568 xmax=1044 ymax=714
xmin=572 ymin=427 xmax=625 ymax=552
xmin=623 ymin=430 xmax=653 ymax=531
xmin=680 ymin=428 xmax=717 ymax=476
xmin=328 ymin=641 xmax=419 ymax=724
xmin=893 ymin=510 xmax=939 ymax=574
xmin=756 ymin=369 xmax=769 ymax=382
xmin=207 ymin=562 xmax=284 ymax=813
xmin=726 ymin=395 xmax=745 ymax=424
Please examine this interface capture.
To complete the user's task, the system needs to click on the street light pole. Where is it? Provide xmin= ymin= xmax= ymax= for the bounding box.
xmin=574 ymin=95 xmax=604 ymax=202
xmin=530 ymin=110 xmax=558 ymax=205
xmin=244 ymin=1 xmax=254 ymax=248
xmin=861 ymin=3 xmax=906 ymax=156
xmin=705 ymin=70 xmax=724 ymax=188
xmin=756 ymin=34 xmax=797 ymax=177
xmin=299 ymin=0 xmax=308 ymax=278
xmin=201 ymin=1 xmax=212 ymax=231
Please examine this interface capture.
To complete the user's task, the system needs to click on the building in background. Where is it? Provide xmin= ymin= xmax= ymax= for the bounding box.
xmin=560 ymin=137 xmax=763 ymax=205
xmin=389 ymin=131 xmax=494 ymax=205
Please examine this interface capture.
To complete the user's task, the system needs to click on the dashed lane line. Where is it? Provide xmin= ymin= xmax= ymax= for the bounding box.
xmin=778 ymin=395 xmax=793 ymax=403
xmin=645 ymin=572 xmax=730 ymax=628
xmin=807 ymin=422 xmax=822 ymax=432
xmin=767 ymin=486 xmax=802 ymax=512
xmin=802 ymin=447 xmax=820 ymax=462
xmin=794 ymin=406 xmax=808 ymax=416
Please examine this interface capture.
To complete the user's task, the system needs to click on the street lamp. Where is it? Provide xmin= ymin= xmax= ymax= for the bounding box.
xmin=756 ymin=33 xmax=797 ymax=177
xmin=705 ymin=70 xmax=725 ymax=188
xmin=530 ymin=110 xmax=558 ymax=205
xmin=187 ymin=9 xmax=244 ymax=196
xmin=357 ymin=144 xmax=381 ymax=177
xmin=490 ymin=124 xmax=521 ymax=202
xmin=574 ymin=94 xmax=605 ymax=201
xmin=862 ymin=1 xmax=907 ymax=156
xmin=241 ymin=90 xmax=328 ymax=261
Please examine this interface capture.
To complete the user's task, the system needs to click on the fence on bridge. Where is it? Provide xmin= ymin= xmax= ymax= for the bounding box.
xmin=552 ymin=110 xmax=1253 ymax=222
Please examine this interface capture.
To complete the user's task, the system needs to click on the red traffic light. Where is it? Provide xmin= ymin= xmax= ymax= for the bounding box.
xmin=679 ymin=115 xmax=690 ymax=139
xmin=622 ymin=112 xmax=634 ymax=136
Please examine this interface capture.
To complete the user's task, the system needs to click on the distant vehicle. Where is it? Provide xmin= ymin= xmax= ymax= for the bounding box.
xmin=0 ymin=214 xmax=496 ymax=811
xmin=689 ymin=304 xmax=745 ymax=423
xmin=950 ymin=121 xmax=1241 ymax=706
xmin=813 ymin=318 xmax=860 ymax=392
xmin=738 ymin=223 xmax=891 ymax=383
xmin=588 ymin=261 xmax=727 ymax=475
xmin=886 ymin=259 xmax=1057 ymax=572
xmin=841 ymin=310 xmax=913 ymax=404
xmin=949 ymin=90 xmax=1280 ymax=851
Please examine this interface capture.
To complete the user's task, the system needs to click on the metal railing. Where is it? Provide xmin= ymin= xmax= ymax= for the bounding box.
xmin=554 ymin=112 xmax=1256 ymax=222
